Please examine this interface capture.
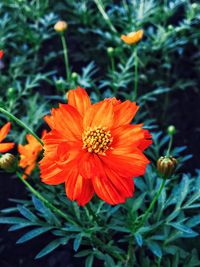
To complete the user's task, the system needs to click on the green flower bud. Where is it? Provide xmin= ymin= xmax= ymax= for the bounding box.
xmin=167 ymin=125 xmax=176 ymax=135
xmin=157 ymin=156 xmax=177 ymax=178
xmin=71 ymin=72 xmax=78 ymax=82
xmin=107 ymin=47 xmax=114 ymax=56
xmin=192 ymin=3 xmax=198 ymax=9
xmin=168 ymin=25 xmax=173 ymax=31
xmin=0 ymin=153 xmax=17 ymax=172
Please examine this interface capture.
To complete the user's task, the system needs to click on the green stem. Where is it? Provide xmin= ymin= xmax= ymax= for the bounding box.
xmin=84 ymin=203 xmax=101 ymax=225
xmin=60 ymin=33 xmax=70 ymax=82
xmin=16 ymin=172 xmax=76 ymax=225
xmin=0 ymin=107 xmax=43 ymax=146
xmin=126 ymin=236 xmax=134 ymax=267
xmin=138 ymin=178 xmax=166 ymax=229
xmin=94 ymin=0 xmax=117 ymax=33
xmin=111 ymin=56 xmax=115 ymax=73
xmin=134 ymin=45 xmax=138 ymax=100
xmin=166 ymin=135 xmax=173 ymax=157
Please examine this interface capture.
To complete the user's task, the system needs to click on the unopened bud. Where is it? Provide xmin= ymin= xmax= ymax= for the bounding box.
xmin=168 ymin=25 xmax=173 ymax=31
xmin=107 ymin=47 xmax=114 ymax=56
xmin=71 ymin=72 xmax=78 ymax=82
xmin=167 ymin=125 xmax=176 ymax=135
xmin=54 ymin=21 xmax=68 ymax=33
xmin=0 ymin=153 xmax=17 ymax=172
xmin=157 ymin=156 xmax=177 ymax=178
xmin=192 ymin=3 xmax=198 ymax=9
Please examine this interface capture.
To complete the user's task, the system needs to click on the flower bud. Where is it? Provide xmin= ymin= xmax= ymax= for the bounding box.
xmin=192 ymin=3 xmax=198 ymax=9
xmin=157 ymin=156 xmax=177 ymax=178
xmin=168 ymin=25 xmax=173 ymax=31
xmin=54 ymin=21 xmax=68 ymax=33
xmin=167 ymin=125 xmax=176 ymax=135
xmin=71 ymin=72 xmax=78 ymax=82
xmin=0 ymin=153 xmax=17 ymax=172
xmin=107 ymin=47 xmax=114 ymax=56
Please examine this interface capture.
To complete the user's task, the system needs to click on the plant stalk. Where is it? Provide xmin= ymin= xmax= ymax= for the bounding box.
xmin=94 ymin=0 xmax=117 ymax=33
xmin=16 ymin=172 xmax=75 ymax=225
xmin=134 ymin=45 xmax=139 ymax=100
xmin=60 ymin=33 xmax=70 ymax=82
xmin=138 ymin=178 xmax=166 ymax=229
xmin=0 ymin=107 xmax=43 ymax=146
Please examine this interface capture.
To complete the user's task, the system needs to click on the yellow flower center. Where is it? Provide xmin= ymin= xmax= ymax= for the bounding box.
xmin=82 ymin=126 xmax=113 ymax=154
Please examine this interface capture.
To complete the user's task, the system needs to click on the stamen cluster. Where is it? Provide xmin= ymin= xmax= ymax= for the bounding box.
xmin=82 ymin=126 xmax=113 ymax=154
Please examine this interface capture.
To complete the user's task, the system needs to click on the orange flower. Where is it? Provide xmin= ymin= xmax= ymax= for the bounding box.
xmin=121 ymin=29 xmax=144 ymax=45
xmin=40 ymin=87 xmax=152 ymax=206
xmin=0 ymin=50 xmax=3 ymax=60
xmin=18 ymin=132 xmax=45 ymax=178
xmin=0 ymin=122 xmax=15 ymax=153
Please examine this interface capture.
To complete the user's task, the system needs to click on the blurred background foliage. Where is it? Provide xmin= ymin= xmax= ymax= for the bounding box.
xmin=0 ymin=0 xmax=200 ymax=266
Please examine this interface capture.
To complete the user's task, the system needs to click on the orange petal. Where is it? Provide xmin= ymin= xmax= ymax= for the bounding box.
xmin=121 ymin=30 xmax=144 ymax=45
xmin=65 ymin=172 xmax=94 ymax=206
xmin=0 ymin=142 xmax=15 ymax=153
xmin=83 ymin=100 xmax=114 ymax=129
xmin=67 ymin=87 xmax=91 ymax=116
xmin=100 ymin=150 xmax=149 ymax=178
xmin=0 ymin=122 xmax=11 ymax=142
xmin=111 ymin=124 xmax=152 ymax=154
xmin=113 ymin=100 xmax=139 ymax=128
xmin=92 ymin=168 xmax=134 ymax=205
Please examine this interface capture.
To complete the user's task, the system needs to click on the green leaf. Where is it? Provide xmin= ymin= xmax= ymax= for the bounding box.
xmin=134 ymin=233 xmax=143 ymax=247
xmin=35 ymin=238 xmax=66 ymax=259
xmin=73 ymin=234 xmax=82 ymax=252
xmin=16 ymin=227 xmax=52 ymax=244
xmin=187 ymin=215 xmax=200 ymax=227
xmin=17 ymin=205 xmax=38 ymax=222
xmin=168 ymin=222 xmax=198 ymax=235
xmin=131 ymin=193 xmax=146 ymax=213
xmin=85 ymin=254 xmax=94 ymax=267
xmin=104 ymin=254 xmax=115 ymax=266
xmin=0 ymin=217 xmax=29 ymax=224
xmin=176 ymin=175 xmax=190 ymax=208
xmin=147 ymin=241 xmax=162 ymax=258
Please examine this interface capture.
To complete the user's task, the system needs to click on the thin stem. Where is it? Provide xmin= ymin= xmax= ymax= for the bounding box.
xmin=126 ymin=236 xmax=134 ymax=267
xmin=138 ymin=178 xmax=166 ymax=229
xmin=84 ymin=203 xmax=101 ymax=225
xmin=60 ymin=33 xmax=70 ymax=82
xmin=111 ymin=56 xmax=115 ymax=73
xmin=0 ymin=107 xmax=43 ymax=146
xmin=134 ymin=45 xmax=139 ymax=100
xmin=16 ymin=172 xmax=75 ymax=225
xmin=94 ymin=0 xmax=117 ymax=33
xmin=166 ymin=135 xmax=173 ymax=156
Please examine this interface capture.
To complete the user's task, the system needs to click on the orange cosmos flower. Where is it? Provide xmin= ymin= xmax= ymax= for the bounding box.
xmin=18 ymin=132 xmax=45 ymax=178
xmin=40 ymin=87 xmax=152 ymax=206
xmin=121 ymin=29 xmax=144 ymax=45
xmin=0 ymin=50 xmax=4 ymax=60
xmin=0 ymin=122 xmax=15 ymax=153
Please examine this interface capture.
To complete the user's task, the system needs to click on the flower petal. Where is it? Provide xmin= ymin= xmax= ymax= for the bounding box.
xmin=113 ymin=100 xmax=139 ymax=128
xmin=92 ymin=167 xmax=134 ymax=205
xmin=65 ymin=172 xmax=94 ymax=206
xmin=0 ymin=142 xmax=15 ymax=153
xmin=0 ymin=122 xmax=11 ymax=142
xmin=100 ymin=150 xmax=149 ymax=178
xmin=67 ymin=87 xmax=91 ymax=116
xmin=83 ymin=100 xmax=114 ymax=129
xmin=111 ymin=124 xmax=152 ymax=154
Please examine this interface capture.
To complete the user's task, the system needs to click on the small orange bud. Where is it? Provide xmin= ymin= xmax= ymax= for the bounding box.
xmin=0 ymin=153 xmax=17 ymax=172
xmin=157 ymin=156 xmax=177 ymax=178
xmin=54 ymin=21 xmax=68 ymax=33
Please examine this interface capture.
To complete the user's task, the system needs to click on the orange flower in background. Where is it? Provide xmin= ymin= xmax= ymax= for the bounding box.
xmin=0 ymin=122 xmax=15 ymax=153
xmin=40 ymin=87 xmax=152 ymax=206
xmin=0 ymin=50 xmax=4 ymax=59
xmin=18 ymin=132 xmax=45 ymax=178
xmin=121 ymin=29 xmax=144 ymax=45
